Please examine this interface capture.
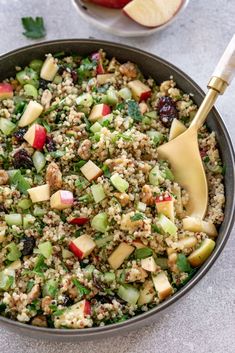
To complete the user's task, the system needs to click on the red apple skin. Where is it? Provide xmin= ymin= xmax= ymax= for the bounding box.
xmin=0 ymin=83 xmax=13 ymax=100
xmin=84 ymin=300 xmax=91 ymax=315
xmin=60 ymin=190 xmax=74 ymax=205
xmin=156 ymin=195 xmax=172 ymax=203
xmin=140 ymin=90 xmax=151 ymax=101
xmin=89 ymin=0 xmax=131 ymax=9
xmin=69 ymin=217 xmax=89 ymax=225
xmin=91 ymin=52 xmax=105 ymax=74
xmin=97 ymin=63 xmax=105 ymax=74
xmin=69 ymin=241 xmax=84 ymax=260
xmin=33 ymin=124 xmax=47 ymax=149
xmin=102 ymin=104 xmax=111 ymax=116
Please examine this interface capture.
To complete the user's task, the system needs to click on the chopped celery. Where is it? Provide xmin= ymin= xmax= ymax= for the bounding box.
xmin=149 ymin=165 xmax=161 ymax=186
xmin=32 ymin=151 xmax=46 ymax=173
xmin=142 ymin=116 xmax=151 ymax=125
xmin=53 ymin=75 xmax=62 ymax=84
xmin=106 ymin=89 xmax=118 ymax=105
xmin=7 ymin=243 xmax=21 ymax=261
xmin=84 ymin=264 xmax=95 ymax=279
xmin=90 ymin=121 xmax=102 ymax=133
xmin=23 ymin=214 xmax=35 ymax=229
xmin=9 ymin=170 xmax=30 ymax=194
xmin=145 ymin=111 xmax=157 ymax=119
xmin=118 ymin=87 xmax=132 ymax=100
xmin=99 ymin=113 xmax=113 ymax=126
xmin=33 ymin=206 xmax=46 ymax=217
xmin=24 ymin=84 xmax=38 ymax=99
xmin=38 ymin=241 xmax=52 ymax=259
xmin=18 ymin=199 xmax=32 ymax=210
xmin=117 ymin=284 xmax=139 ymax=305
xmin=5 ymin=214 xmax=22 ymax=226
xmin=91 ymin=184 xmax=106 ymax=203
xmin=110 ymin=173 xmax=129 ymax=193
xmin=136 ymin=201 xmax=146 ymax=212
xmin=76 ymin=93 xmax=93 ymax=107
xmin=91 ymin=213 xmax=108 ymax=233
xmin=162 ymin=166 xmax=174 ymax=181
xmin=42 ymin=279 xmax=58 ymax=298
xmin=104 ymin=272 xmax=115 ymax=283
xmin=158 ymin=214 xmax=177 ymax=236
xmin=29 ymin=59 xmax=43 ymax=73
xmin=16 ymin=67 xmax=39 ymax=88
xmin=0 ymin=118 xmax=16 ymax=135
xmin=0 ymin=269 xmax=15 ymax=290
xmin=147 ymin=130 xmax=164 ymax=146
xmin=95 ymin=234 xmax=113 ymax=248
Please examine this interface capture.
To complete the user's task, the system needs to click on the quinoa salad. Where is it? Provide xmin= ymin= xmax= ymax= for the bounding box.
xmin=0 ymin=50 xmax=225 ymax=329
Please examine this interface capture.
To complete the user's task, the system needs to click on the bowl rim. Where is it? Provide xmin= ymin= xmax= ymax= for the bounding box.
xmin=0 ymin=39 xmax=234 ymax=339
xmin=71 ymin=0 xmax=190 ymax=37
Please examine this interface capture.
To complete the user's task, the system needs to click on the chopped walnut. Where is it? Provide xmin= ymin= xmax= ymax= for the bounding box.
xmin=114 ymin=192 xmax=130 ymax=206
xmin=77 ymin=139 xmax=92 ymax=160
xmin=141 ymin=185 xmax=155 ymax=206
xmin=27 ymin=284 xmax=40 ymax=304
xmin=46 ymin=162 xmax=62 ymax=189
xmin=31 ymin=315 xmax=48 ymax=327
xmin=119 ymin=62 xmax=138 ymax=79
xmin=0 ymin=170 xmax=9 ymax=185
xmin=41 ymin=89 xmax=52 ymax=109
xmin=41 ymin=296 xmax=52 ymax=315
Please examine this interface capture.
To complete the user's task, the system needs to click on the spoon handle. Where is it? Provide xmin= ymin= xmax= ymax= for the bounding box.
xmin=190 ymin=34 xmax=235 ymax=131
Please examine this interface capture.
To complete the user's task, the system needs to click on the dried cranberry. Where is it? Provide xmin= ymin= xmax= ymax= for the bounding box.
xmin=13 ymin=149 xmax=33 ymax=169
xmin=71 ymin=70 xmax=78 ymax=84
xmin=62 ymin=295 xmax=74 ymax=307
xmin=22 ymin=237 xmax=36 ymax=256
xmin=57 ymin=65 xmax=65 ymax=75
xmin=39 ymin=79 xmax=49 ymax=90
xmin=13 ymin=127 xmax=27 ymax=143
xmin=45 ymin=136 xmax=56 ymax=152
xmin=157 ymin=96 xmax=178 ymax=127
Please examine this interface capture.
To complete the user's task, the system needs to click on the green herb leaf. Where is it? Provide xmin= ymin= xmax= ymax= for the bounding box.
xmin=127 ymin=100 xmax=143 ymax=122
xmin=10 ymin=170 xmax=30 ymax=194
xmin=135 ymin=247 xmax=153 ymax=259
xmin=130 ymin=213 xmax=145 ymax=221
xmin=151 ymin=224 xmax=162 ymax=234
xmin=176 ymin=253 xmax=192 ymax=273
xmin=72 ymin=278 xmax=90 ymax=296
xmin=21 ymin=17 xmax=46 ymax=39
xmin=74 ymin=160 xmax=86 ymax=171
xmin=77 ymin=58 xmax=96 ymax=82
xmin=33 ymin=255 xmax=48 ymax=274
xmin=26 ymin=280 xmax=35 ymax=293
xmin=102 ymin=164 xmax=111 ymax=178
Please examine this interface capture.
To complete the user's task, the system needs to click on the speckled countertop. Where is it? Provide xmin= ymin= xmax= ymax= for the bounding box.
xmin=0 ymin=0 xmax=234 ymax=352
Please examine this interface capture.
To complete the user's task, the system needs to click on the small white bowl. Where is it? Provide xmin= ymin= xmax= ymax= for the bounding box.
xmin=72 ymin=0 xmax=189 ymax=37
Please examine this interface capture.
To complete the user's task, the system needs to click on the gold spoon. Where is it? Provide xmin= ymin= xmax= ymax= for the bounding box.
xmin=157 ymin=34 xmax=235 ymax=219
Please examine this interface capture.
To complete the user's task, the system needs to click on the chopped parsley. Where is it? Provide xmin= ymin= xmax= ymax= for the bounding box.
xmin=127 ymin=100 xmax=143 ymax=122
xmin=176 ymin=253 xmax=192 ymax=273
xmin=130 ymin=213 xmax=145 ymax=221
xmin=21 ymin=17 xmax=46 ymax=39
xmin=135 ymin=247 xmax=153 ymax=259
xmin=72 ymin=278 xmax=90 ymax=296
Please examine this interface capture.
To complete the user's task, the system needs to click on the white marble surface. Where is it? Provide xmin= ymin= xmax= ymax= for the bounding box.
xmin=0 ymin=0 xmax=235 ymax=352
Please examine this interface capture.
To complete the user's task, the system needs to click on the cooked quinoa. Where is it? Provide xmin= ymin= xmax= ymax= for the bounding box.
xmin=0 ymin=50 xmax=225 ymax=329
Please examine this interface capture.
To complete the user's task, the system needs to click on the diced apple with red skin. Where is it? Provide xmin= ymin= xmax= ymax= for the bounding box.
xmin=88 ymin=0 xmax=131 ymax=9
xmin=127 ymin=80 xmax=151 ymax=102
xmin=18 ymin=100 xmax=43 ymax=127
xmin=69 ymin=234 xmax=96 ymax=260
xmin=123 ymin=0 xmax=183 ymax=28
xmin=169 ymin=118 xmax=187 ymax=141
xmin=88 ymin=103 xmax=111 ymax=122
xmin=141 ymin=256 xmax=158 ymax=272
xmin=156 ymin=195 xmax=175 ymax=222
xmin=69 ymin=217 xmax=89 ymax=225
xmin=0 ymin=83 xmax=13 ymax=100
xmin=152 ymin=271 xmax=173 ymax=301
xmin=91 ymin=52 xmax=105 ymax=74
xmin=138 ymin=280 xmax=155 ymax=306
xmin=23 ymin=124 xmax=47 ymax=150
xmin=50 ymin=190 xmax=74 ymax=210
xmin=182 ymin=217 xmax=218 ymax=237
xmin=54 ymin=299 xmax=91 ymax=329
xmin=28 ymin=184 xmax=50 ymax=203
xmin=188 ymin=238 xmax=215 ymax=267
xmin=108 ymin=242 xmax=134 ymax=270
xmin=80 ymin=160 xmax=103 ymax=182
xmin=40 ymin=55 xmax=59 ymax=81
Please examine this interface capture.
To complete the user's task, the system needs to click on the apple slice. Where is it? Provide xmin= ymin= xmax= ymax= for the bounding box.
xmin=80 ymin=160 xmax=103 ymax=182
xmin=123 ymin=0 xmax=183 ymax=28
xmin=50 ymin=190 xmax=74 ymax=210
xmin=97 ymin=74 xmax=115 ymax=85
xmin=0 ymin=83 xmax=13 ymax=100
xmin=28 ymin=184 xmax=50 ymax=203
xmin=156 ymin=195 xmax=175 ymax=222
xmin=138 ymin=280 xmax=155 ymax=305
xmin=91 ymin=52 xmax=105 ymax=74
xmin=88 ymin=0 xmax=131 ymax=8
xmin=88 ymin=104 xmax=111 ymax=122
xmin=40 ymin=55 xmax=59 ymax=81
xmin=141 ymin=256 xmax=158 ymax=272
xmin=188 ymin=238 xmax=215 ymax=267
xmin=152 ymin=271 xmax=173 ymax=301
xmin=182 ymin=217 xmax=218 ymax=237
xmin=69 ymin=234 xmax=96 ymax=260
xmin=169 ymin=118 xmax=187 ymax=140
xmin=18 ymin=100 xmax=43 ymax=127
xmin=23 ymin=124 xmax=47 ymax=150
xmin=54 ymin=299 xmax=91 ymax=329
xmin=127 ymin=80 xmax=151 ymax=101
xmin=108 ymin=242 xmax=134 ymax=270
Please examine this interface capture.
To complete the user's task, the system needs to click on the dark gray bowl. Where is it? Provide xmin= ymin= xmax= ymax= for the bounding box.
xmin=0 ymin=39 xmax=234 ymax=341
